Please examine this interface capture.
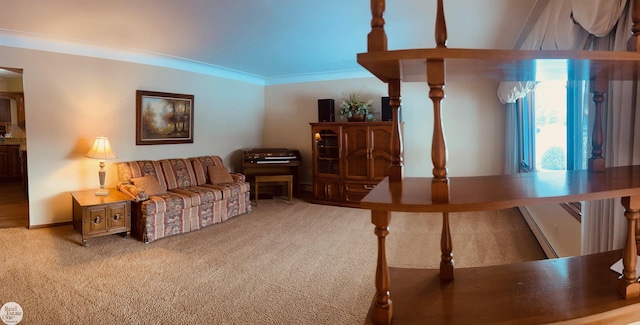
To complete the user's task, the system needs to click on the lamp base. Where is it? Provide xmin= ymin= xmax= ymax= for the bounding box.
xmin=95 ymin=188 xmax=110 ymax=196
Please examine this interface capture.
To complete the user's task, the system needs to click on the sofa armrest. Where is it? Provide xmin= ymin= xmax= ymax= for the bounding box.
xmin=118 ymin=184 xmax=149 ymax=202
xmin=231 ymin=173 xmax=246 ymax=183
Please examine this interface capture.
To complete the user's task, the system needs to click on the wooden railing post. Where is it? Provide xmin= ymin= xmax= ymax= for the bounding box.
xmin=619 ymin=196 xmax=640 ymax=299
xmin=428 ymin=59 xmax=450 ymax=202
xmin=440 ymin=212 xmax=454 ymax=281
xmin=588 ymin=76 xmax=607 ymax=172
xmin=388 ymin=79 xmax=403 ymax=181
xmin=429 ymin=0 xmax=450 ymax=202
xmin=371 ymin=210 xmax=393 ymax=324
xmin=435 ymin=0 xmax=448 ymax=48
xmin=628 ymin=0 xmax=640 ymax=51
xmin=368 ymin=0 xmax=387 ymax=52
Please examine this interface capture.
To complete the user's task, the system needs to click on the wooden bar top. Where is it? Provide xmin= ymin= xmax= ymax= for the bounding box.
xmin=357 ymin=48 xmax=640 ymax=83
xmin=364 ymin=250 xmax=640 ymax=325
xmin=360 ymin=165 xmax=640 ymax=213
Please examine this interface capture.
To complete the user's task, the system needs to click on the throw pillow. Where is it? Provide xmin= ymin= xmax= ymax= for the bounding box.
xmin=131 ymin=175 xmax=166 ymax=196
xmin=208 ymin=165 xmax=234 ymax=184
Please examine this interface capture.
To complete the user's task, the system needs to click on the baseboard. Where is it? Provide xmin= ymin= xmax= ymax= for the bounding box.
xmin=29 ymin=221 xmax=72 ymax=229
xmin=300 ymin=182 xmax=313 ymax=193
xmin=519 ymin=206 xmax=559 ymax=259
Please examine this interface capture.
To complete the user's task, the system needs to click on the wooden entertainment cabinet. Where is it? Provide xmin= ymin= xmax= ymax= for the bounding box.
xmin=310 ymin=122 xmax=392 ymax=207
xmin=358 ymin=1 xmax=640 ymax=324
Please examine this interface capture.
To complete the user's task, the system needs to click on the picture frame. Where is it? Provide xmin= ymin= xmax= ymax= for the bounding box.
xmin=136 ymin=90 xmax=194 ymax=145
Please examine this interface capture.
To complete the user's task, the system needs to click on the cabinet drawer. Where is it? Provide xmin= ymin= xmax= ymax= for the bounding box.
xmin=344 ymin=181 xmax=379 ymax=192
xmin=86 ymin=205 xmax=109 ymax=235
xmin=344 ymin=181 xmax=379 ymax=203
xmin=107 ymin=202 xmax=129 ymax=231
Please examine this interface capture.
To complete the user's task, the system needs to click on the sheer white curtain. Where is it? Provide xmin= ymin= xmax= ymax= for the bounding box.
xmin=500 ymin=0 xmax=631 ymax=254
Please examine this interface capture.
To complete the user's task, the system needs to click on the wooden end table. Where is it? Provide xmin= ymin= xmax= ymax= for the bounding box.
xmin=71 ymin=188 xmax=131 ymax=247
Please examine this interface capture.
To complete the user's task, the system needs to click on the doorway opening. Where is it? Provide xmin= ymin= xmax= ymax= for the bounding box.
xmin=0 ymin=67 xmax=28 ymax=228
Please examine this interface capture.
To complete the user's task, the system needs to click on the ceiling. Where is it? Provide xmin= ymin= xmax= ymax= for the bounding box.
xmin=0 ymin=0 xmax=537 ymax=84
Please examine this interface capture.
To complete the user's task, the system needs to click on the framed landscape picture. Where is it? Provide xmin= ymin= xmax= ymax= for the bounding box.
xmin=136 ymin=90 xmax=194 ymax=145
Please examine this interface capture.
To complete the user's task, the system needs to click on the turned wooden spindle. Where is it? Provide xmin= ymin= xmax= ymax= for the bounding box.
xmin=428 ymin=59 xmax=450 ymax=202
xmin=435 ymin=0 xmax=448 ymax=48
xmin=388 ymin=79 xmax=404 ymax=182
xmin=440 ymin=212 xmax=454 ymax=281
xmin=619 ymin=196 xmax=640 ymax=299
xmin=627 ymin=0 xmax=640 ymax=51
xmin=368 ymin=0 xmax=387 ymax=52
xmin=588 ymin=77 xmax=607 ymax=172
xmin=371 ymin=210 xmax=393 ymax=324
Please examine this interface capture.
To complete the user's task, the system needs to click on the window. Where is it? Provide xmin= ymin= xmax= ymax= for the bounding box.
xmin=518 ymin=77 xmax=591 ymax=221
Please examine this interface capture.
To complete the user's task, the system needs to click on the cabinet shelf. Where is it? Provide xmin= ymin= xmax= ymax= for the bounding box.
xmin=361 ymin=165 xmax=640 ymax=213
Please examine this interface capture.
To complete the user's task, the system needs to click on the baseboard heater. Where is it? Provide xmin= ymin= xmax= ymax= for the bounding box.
xmin=519 ymin=206 xmax=559 ymax=259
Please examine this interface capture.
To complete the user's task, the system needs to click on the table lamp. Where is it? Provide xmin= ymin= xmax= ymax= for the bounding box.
xmin=85 ymin=136 xmax=117 ymax=196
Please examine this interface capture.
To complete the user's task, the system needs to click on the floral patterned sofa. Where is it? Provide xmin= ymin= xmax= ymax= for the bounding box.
xmin=116 ymin=155 xmax=251 ymax=243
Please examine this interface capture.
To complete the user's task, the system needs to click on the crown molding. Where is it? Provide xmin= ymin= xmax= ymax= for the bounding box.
xmin=0 ymin=29 xmax=372 ymax=86
xmin=0 ymin=29 xmax=266 ymax=85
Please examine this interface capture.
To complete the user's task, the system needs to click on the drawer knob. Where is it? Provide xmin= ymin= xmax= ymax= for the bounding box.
xmin=113 ymin=213 xmax=122 ymax=221
xmin=93 ymin=216 xmax=102 ymax=224
xmin=364 ymin=185 xmax=376 ymax=190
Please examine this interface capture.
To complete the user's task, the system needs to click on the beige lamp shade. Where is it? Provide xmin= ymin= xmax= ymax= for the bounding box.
xmin=86 ymin=136 xmax=117 ymax=196
xmin=85 ymin=136 xmax=117 ymax=160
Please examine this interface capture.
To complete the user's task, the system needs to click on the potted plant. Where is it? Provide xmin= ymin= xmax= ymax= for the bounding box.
xmin=338 ymin=91 xmax=373 ymax=122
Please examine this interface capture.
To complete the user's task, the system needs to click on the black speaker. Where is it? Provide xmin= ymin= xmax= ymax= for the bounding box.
xmin=318 ymin=99 xmax=335 ymax=122
xmin=381 ymin=97 xmax=401 ymax=121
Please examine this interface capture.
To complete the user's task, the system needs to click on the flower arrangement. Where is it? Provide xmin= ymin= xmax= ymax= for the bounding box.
xmin=338 ymin=91 xmax=373 ymax=120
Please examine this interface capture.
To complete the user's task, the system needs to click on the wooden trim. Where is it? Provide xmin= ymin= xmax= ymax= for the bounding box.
xmin=0 ymin=91 xmax=24 ymax=100
xmin=29 ymin=221 xmax=72 ymax=229
xmin=561 ymin=201 xmax=582 ymax=223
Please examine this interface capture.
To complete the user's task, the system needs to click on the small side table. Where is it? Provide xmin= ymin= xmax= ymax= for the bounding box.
xmin=254 ymin=175 xmax=293 ymax=206
xmin=71 ymin=189 xmax=131 ymax=247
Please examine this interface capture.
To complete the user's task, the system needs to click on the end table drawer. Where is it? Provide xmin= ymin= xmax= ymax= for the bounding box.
xmin=107 ymin=202 xmax=128 ymax=231
xmin=86 ymin=205 xmax=109 ymax=235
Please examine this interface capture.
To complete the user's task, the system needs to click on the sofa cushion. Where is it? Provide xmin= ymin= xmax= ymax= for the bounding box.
xmin=117 ymin=160 xmax=168 ymax=189
xmin=131 ymin=175 xmax=167 ymax=196
xmin=208 ymin=165 xmax=234 ymax=184
xmin=201 ymin=182 xmax=250 ymax=199
xmin=160 ymin=159 xmax=198 ymax=190
xmin=170 ymin=186 xmax=224 ymax=207
xmin=141 ymin=192 xmax=192 ymax=215
xmin=191 ymin=156 xmax=226 ymax=185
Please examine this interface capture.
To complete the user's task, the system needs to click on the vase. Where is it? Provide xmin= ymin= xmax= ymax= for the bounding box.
xmin=348 ymin=114 xmax=366 ymax=122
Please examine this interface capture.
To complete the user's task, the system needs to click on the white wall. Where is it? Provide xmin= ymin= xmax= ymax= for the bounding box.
xmin=264 ymin=77 xmax=505 ymax=186
xmin=0 ymin=45 xmax=508 ymax=227
xmin=0 ymin=46 xmax=265 ymax=227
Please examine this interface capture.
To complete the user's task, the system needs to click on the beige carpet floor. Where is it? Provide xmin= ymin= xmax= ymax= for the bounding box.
xmin=0 ymin=197 xmax=545 ymax=324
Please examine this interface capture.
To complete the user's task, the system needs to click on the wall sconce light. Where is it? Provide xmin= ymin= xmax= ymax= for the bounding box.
xmin=85 ymin=136 xmax=117 ymax=196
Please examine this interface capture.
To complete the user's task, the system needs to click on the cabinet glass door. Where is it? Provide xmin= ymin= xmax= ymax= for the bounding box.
xmin=314 ymin=129 xmax=340 ymax=175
